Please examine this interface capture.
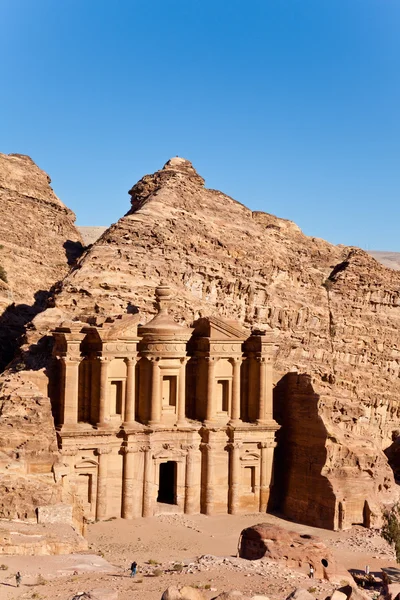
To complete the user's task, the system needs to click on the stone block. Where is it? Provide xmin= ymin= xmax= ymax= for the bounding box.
xmin=37 ymin=504 xmax=73 ymax=525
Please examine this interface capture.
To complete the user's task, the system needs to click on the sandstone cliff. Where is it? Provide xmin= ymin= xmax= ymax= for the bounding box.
xmin=0 ymin=374 xmax=63 ymax=520
xmin=0 ymin=153 xmax=83 ymax=369
xmin=6 ymin=157 xmax=400 ymax=529
xmin=0 ymin=154 xmax=85 ymax=532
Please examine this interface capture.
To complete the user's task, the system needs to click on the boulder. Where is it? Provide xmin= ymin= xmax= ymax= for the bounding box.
xmin=286 ymin=589 xmax=315 ymax=600
xmin=385 ymin=583 xmax=400 ymax=600
xmin=239 ymin=524 xmax=338 ymax=580
xmin=162 ymin=586 xmax=206 ymax=600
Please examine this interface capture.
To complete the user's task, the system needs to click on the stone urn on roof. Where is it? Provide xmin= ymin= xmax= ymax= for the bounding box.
xmin=138 ymin=283 xmax=193 ymax=355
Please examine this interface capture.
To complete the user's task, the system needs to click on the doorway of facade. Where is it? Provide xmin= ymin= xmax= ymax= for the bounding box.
xmin=157 ymin=461 xmax=177 ymax=504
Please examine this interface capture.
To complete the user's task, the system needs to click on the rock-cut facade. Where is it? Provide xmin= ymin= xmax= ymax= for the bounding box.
xmin=52 ymin=284 xmax=278 ymax=520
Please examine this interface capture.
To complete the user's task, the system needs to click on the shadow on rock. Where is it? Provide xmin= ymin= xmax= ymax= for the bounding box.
xmin=0 ymin=289 xmax=51 ymax=372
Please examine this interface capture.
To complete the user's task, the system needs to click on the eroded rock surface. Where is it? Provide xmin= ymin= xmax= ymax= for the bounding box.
xmin=0 ymin=373 xmax=81 ymax=531
xmin=0 ymin=153 xmax=83 ymax=369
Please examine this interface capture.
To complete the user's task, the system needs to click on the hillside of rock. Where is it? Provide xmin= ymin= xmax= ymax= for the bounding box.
xmin=0 ymin=153 xmax=83 ymax=369
xmin=78 ymin=227 xmax=400 ymax=273
xmin=18 ymin=156 xmax=397 ymax=528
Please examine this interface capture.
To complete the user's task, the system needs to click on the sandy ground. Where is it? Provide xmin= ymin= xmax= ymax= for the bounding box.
xmin=0 ymin=512 xmax=398 ymax=600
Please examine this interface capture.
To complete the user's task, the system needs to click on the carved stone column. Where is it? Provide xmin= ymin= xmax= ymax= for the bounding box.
xmin=265 ymin=358 xmax=273 ymax=420
xmin=82 ymin=358 xmax=91 ymax=423
xmin=229 ymin=358 xmax=242 ymax=424
xmin=257 ymin=357 xmax=267 ymax=424
xmin=124 ymin=358 xmax=136 ymax=424
xmin=183 ymin=444 xmax=197 ymax=514
xmin=201 ymin=442 xmax=215 ymax=515
xmin=122 ymin=447 xmax=136 ymax=519
xmin=205 ymin=357 xmax=217 ymax=423
xmin=177 ymin=357 xmax=188 ymax=425
xmin=259 ymin=442 xmax=269 ymax=512
xmin=98 ymin=357 xmax=110 ymax=427
xmin=142 ymin=445 xmax=153 ymax=517
xmin=149 ymin=358 xmax=161 ymax=426
xmin=96 ymin=447 xmax=111 ymax=520
xmin=246 ymin=355 xmax=256 ymax=422
xmin=62 ymin=358 xmax=80 ymax=427
xmin=228 ymin=441 xmax=242 ymax=514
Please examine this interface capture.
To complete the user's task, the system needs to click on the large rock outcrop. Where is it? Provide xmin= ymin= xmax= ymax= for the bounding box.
xmin=238 ymin=523 xmax=345 ymax=582
xmin=0 ymin=154 xmax=84 ymax=536
xmin=5 ymin=156 xmax=400 ymax=530
xmin=0 ymin=153 xmax=83 ymax=369
xmin=0 ymin=374 xmax=78 ymax=521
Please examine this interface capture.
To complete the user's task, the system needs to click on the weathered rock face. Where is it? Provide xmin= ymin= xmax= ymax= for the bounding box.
xmin=0 ymin=374 xmax=63 ymax=520
xmin=0 ymin=153 xmax=83 ymax=369
xmin=238 ymin=523 xmax=338 ymax=580
xmin=34 ymin=157 xmax=399 ymax=528
xmin=0 ymin=520 xmax=87 ymax=556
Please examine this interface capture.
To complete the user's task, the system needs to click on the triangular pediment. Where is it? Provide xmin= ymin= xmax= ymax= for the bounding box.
xmin=192 ymin=316 xmax=247 ymax=340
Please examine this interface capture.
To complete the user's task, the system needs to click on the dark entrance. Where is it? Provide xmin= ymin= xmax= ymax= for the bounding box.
xmin=157 ymin=461 xmax=177 ymax=504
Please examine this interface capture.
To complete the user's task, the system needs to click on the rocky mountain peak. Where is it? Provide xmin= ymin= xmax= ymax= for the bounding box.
xmin=0 ymin=152 xmax=66 ymax=209
xmin=127 ymin=156 xmax=205 ymax=214
xmin=162 ymin=156 xmax=204 ymax=180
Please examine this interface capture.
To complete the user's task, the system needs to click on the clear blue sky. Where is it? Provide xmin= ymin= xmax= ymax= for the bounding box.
xmin=1 ymin=1 xmax=399 ymax=250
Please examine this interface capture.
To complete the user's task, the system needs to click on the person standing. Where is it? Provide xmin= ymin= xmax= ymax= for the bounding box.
xmin=130 ymin=561 xmax=137 ymax=577
xmin=15 ymin=572 xmax=22 ymax=587
xmin=309 ymin=564 xmax=314 ymax=579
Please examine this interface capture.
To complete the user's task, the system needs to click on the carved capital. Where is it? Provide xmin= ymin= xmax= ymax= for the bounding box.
xmin=256 ymin=356 xmax=267 ymax=364
xmin=200 ymin=442 xmax=214 ymax=452
xmin=121 ymin=446 xmax=137 ymax=454
xmin=259 ymin=441 xmax=275 ymax=449
xmin=181 ymin=443 xmax=196 ymax=452
xmin=61 ymin=355 xmax=81 ymax=365
xmin=124 ymin=357 xmax=137 ymax=367
xmin=149 ymin=356 xmax=161 ymax=363
xmin=180 ymin=356 xmax=189 ymax=365
xmin=205 ymin=356 xmax=219 ymax=364
xmin=139 ymin=445 xmax=151 ymax=453
xmin=98 ymin=355 xmax=110 ymax=363
xmin=228 ymin=441 xmax=243 ymax=451
xmin=229 ymin=356 xmax=243 ymax=366
xmin=95 ymin=447 xmax=112 ymax=456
